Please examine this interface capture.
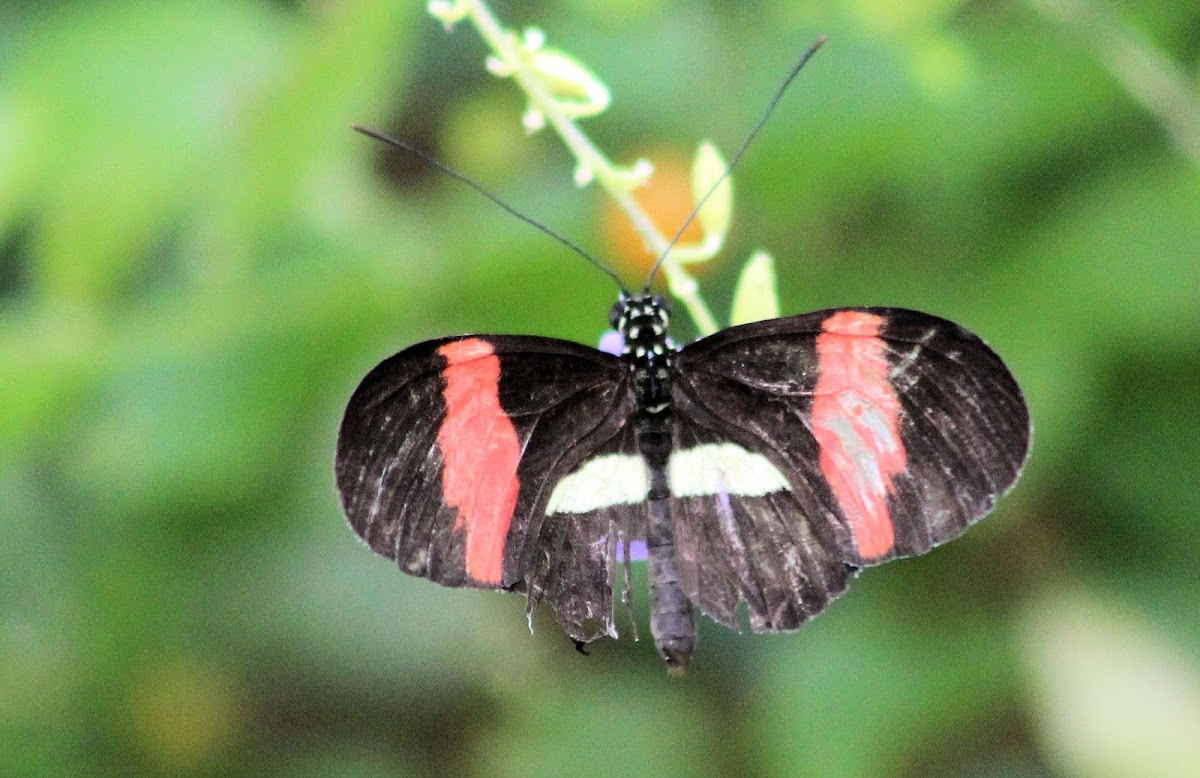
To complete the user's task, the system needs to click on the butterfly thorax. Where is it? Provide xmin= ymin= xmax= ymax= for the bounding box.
xmin=613 ymin=292 xmax=675 ymax=487
xmin=612 ymin=293 xmax=675 ymax=420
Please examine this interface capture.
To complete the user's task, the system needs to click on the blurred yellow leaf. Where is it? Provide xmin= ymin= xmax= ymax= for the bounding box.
xmin=730 ymin=251 xmax=780 ymax=325
xmin=1022 ymin=586 xmax=1200 ymax=778
xmin=690 ymin=141 xmax=732 ymax=245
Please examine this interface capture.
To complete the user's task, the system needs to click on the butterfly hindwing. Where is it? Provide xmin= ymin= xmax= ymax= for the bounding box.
xmin=673 ymin=307 xmax=1031 ymax=573
xmin=668 ymin=414 xmax=857 ymax=632
xmin=335 ymin=334 xmax=633 ymax=641
xmin=532 ymin=423 xmax=645 ymax=642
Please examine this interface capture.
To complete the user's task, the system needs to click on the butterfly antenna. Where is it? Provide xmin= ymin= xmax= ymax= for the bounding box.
xmin=644 ymin=36 xmax=826 ymax=291
xmin=354 ymin=125 xmax=628 ymax=293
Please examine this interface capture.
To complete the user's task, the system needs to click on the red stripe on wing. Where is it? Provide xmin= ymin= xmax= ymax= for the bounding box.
xmin=812 ymin=311 xmax=907 ymax=560
xmin=437 ymin=338 xmax=521 ymax=584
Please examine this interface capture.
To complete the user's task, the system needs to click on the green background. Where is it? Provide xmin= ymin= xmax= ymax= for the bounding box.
xmin=3 ymin=1 xmax=1199 ymax=775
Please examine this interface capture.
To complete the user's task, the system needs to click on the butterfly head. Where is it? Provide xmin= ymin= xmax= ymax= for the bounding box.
xmin=610 ymin=293 xmax=672 ymax=358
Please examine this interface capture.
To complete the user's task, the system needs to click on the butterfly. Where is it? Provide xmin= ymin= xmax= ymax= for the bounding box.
xmin=335 ymin=292 xmax=1030 ymax=670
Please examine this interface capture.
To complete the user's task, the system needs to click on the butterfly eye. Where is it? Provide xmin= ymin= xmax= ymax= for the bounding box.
xmin=609 ymin=300 xmax=626 ymax=329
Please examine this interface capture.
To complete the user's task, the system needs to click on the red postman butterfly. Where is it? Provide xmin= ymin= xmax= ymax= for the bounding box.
xmin=335 ymin=44 xmax=1030 ymax=670
xmin=336 ymin=293 xmax=1030 ymax=670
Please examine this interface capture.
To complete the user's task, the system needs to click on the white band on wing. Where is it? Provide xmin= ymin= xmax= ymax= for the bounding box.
xmin=545 ymin=443 xmax=790 ymax=516
xmin=545 ymin=453 xmax=649 ymax=515
xmin=669 ymin=443 xmax=790 ymax=498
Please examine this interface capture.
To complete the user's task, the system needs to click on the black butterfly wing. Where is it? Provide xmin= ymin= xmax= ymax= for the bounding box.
xmin=670 ymin=307 xmax=1030 ymax=630
xmin=668 ymin=412 xmax=857 ymax=632
xmin=335 ymin=335 xmax=635 ymax=643
xmin=531 ymin=421 xmax=648 ymax=640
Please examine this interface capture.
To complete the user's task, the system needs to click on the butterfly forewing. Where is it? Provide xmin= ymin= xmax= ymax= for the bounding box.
xmin=673 ymin=307 xmax=1031 ymax=570
xmin=335 ymin=334 xmax=633 ymax=641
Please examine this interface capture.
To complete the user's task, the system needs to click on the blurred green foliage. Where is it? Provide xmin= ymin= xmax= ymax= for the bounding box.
xmin=3 ymin=1 xmax=1200 ymax=775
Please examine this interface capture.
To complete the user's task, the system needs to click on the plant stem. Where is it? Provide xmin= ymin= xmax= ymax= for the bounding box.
xmin=454 ymin=0 xmax=719 ymax=335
